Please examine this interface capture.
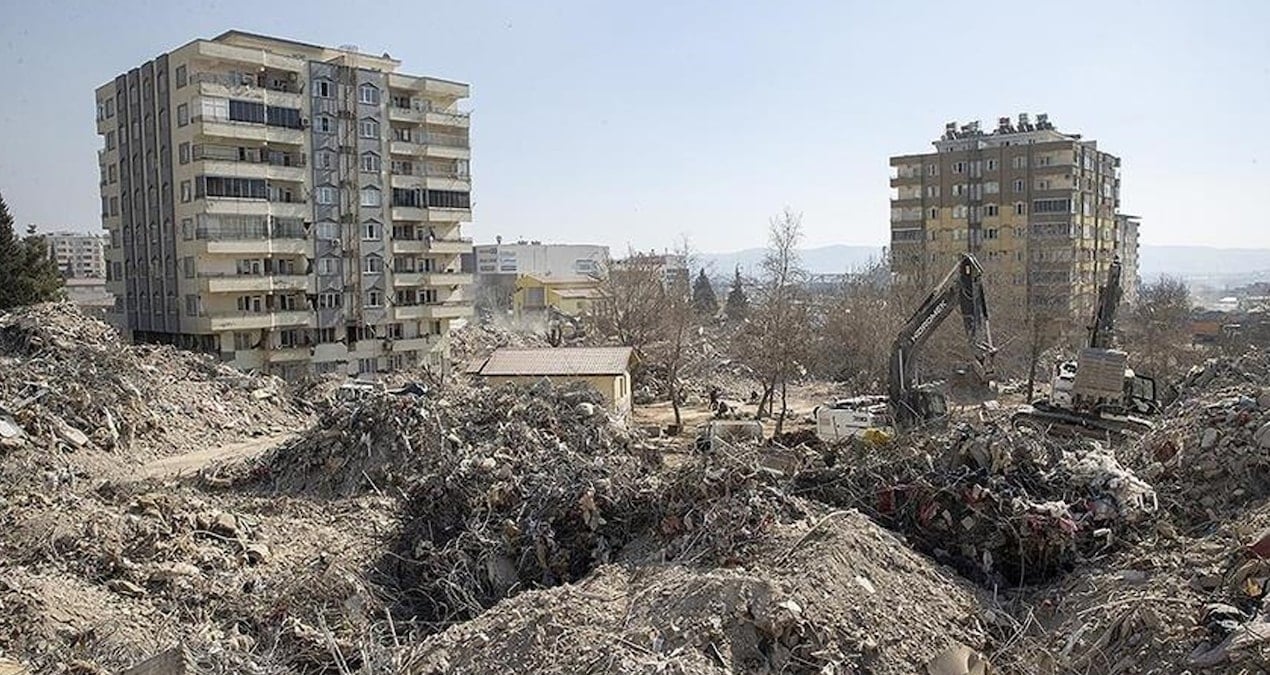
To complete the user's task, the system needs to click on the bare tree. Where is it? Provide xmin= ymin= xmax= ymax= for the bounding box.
xmin=810 ymin=257 xmax=898 ymax=391
xmin=740 ymin=209 xmax=811 ymax=434
xmin=657 ymin=240 xmax=696 ymax=431
xmin=1123 ymin=276 xmax=1195 ymax=379
xmin=593 ymin=249 xmax=666 ymax=359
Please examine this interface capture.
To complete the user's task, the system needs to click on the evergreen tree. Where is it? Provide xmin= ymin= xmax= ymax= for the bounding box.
xmin=0 ymin=192 xmax=63 ymax=310
xmin=691 ymin=268 xmax=718 ymax=316
xmin=724 ymin=267 xmax=748 ymax=320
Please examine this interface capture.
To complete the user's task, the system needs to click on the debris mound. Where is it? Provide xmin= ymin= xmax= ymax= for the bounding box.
xmin=1119 ymin=355 xmax=1270 ymax=527
xmin=409 ymin=510 xmax=990 ymax=674
xmin=0 ymin=303 xmax=300 ymax=485
xmin=795 ymin=423 xmax=1156 ymax=586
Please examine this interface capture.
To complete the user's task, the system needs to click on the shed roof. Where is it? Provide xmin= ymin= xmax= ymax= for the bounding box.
xmin=471 ymin=347 xmax=634 ymax=376
xmin=552 ymin=287 xmax=606 ymax=300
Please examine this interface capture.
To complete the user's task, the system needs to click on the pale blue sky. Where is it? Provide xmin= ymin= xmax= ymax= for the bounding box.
xmin=1 ymin=1 xmax=1267 ymax=251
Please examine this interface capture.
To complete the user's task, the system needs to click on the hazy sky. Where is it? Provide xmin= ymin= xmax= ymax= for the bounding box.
xmin=1 ymin=1 xmax=1267 ymax=252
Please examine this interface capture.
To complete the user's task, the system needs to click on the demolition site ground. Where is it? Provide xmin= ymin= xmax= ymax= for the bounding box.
xmin=1 ymin=303 xmax=1269 ymax=674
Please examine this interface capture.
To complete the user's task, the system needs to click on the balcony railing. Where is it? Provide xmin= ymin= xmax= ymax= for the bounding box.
xmin=192 ymin=71 xmax=303 ymax=94
xmin=390 ymin=100 xmax=470 ymax=118
xmin=194 ymin=217 xmax=306 ymax=241
xmin=424 ymin=132 xmax=469 ymax=148
xmin=193 ymin=144 xmax=306 ymax=167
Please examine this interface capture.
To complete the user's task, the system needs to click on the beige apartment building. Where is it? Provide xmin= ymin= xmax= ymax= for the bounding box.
xmin=45 ymin=231 xmax=107 ymax=278
xmin=889 ymin=114 xmax=1136 ymax=344
xmin=95 ymin=31 xmax=473 ymax=379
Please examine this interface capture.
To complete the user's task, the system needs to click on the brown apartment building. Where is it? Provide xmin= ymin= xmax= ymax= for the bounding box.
xmin=889 ymin=113 xmax=1137 ymax=344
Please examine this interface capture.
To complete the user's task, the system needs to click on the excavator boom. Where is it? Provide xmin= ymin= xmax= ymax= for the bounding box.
xmin=889 ymin=254 xmax=996 ymax=429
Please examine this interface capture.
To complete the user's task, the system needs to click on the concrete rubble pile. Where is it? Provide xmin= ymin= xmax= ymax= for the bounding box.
xmin=1120 ymin=354 xmax=1270 ymax=526
xmin=795 ymin=423 xmax=1158 ymax=586
xmin=446 ymin=322 xmax=552 ymax=363
xmin=0 ymin=302 xmax=299 ymax=483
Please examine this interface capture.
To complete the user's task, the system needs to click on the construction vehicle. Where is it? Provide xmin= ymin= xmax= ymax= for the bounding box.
xmin=1013 ymin=256 xmax=1159 ymax=439
xmin=815 ymin=253 xmax=995 ymax=440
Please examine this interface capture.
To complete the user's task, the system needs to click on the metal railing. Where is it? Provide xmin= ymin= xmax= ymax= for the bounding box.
xmin=194 ymin=217 xmax=307 ymax=241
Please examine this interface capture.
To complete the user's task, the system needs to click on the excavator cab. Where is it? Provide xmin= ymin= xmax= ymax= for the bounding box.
xmin=1127 ymin=373 xmax=1159 ymax=415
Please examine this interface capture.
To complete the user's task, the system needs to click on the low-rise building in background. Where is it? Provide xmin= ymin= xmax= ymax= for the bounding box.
xmin=472 ymin=240 xmax=609 ymax=313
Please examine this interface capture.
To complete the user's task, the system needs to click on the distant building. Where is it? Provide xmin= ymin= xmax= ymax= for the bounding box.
xmin=63 ymin=277 xmax=116 ymax=321
xmin=45 ymin=231 xmax=107 ymax=278
xmin=1116 ymin=214 xmax=1141 ymax=305
xmin=611 ymin=252 xmax=689 ymax=291
xmin=513 ymin=273 xmax=605 ymax=318
xmin=890 ymin=113 xmax=1132 ymax=344
xmin=467 ymin=346 xmax=635 ymax=414
xmin=472 ymin=241 xmax=609 ymax=311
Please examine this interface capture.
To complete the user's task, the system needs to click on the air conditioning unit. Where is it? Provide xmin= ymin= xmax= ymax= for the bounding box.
xmin=300 ymin=117 xmax=310 ymax=128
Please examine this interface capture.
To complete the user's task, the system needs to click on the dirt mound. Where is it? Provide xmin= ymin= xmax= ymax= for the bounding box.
xmin=0 ymin=302 xmax=303 ymax=487
xmin=410 ymin=510 xmax=990 ymax=674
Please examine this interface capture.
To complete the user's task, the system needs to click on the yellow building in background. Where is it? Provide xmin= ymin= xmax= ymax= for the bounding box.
xmin=513 ymin=274 xmax=604 ymax=318
xmin=468 ymin=347 xmax=635 ymax=414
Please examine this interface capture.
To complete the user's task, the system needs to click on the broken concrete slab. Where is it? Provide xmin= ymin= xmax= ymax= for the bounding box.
xmin=119 ymin=645 xmax=193 ymax=675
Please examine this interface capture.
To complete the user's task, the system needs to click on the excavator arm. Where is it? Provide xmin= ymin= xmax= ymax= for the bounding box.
xmin=1088 ymin=256 xmax=1122 ymax=350
xmin=888 ymin=253 xmax=995 ymax=429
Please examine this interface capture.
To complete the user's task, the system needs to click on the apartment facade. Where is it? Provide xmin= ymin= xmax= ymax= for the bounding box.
xmin=889 ymin=114 xmax=1131 ymax=343
xmin=1116 ymin=214 xmax=1141 ymax=305
xmin=95 ymin=31 xmax=473 ymax=379
xmin=472 ymin=241 xmax=609 ymax=312
xmin=45 ymin=231 xmax=107 ymax=278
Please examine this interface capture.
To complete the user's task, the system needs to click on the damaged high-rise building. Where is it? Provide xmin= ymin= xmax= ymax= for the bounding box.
xmin=95 ymin=30 xmax=473 ymax=379
xmin=889 ymin=114 xmax=1138 ymax=343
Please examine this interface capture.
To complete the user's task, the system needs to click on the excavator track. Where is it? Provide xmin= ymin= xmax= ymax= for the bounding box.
xmin=1011 ymin=403 xmax=1153 ymax=443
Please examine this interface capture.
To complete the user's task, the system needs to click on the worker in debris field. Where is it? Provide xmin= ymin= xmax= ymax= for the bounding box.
xmin=709 ymin=386 xmax=721 ymax=410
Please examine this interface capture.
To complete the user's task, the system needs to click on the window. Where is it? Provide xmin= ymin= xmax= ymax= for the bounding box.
xmin=427 ymin=190 xmax=470 ymax=209
xmin=317 ymin=291 xmax=342 ymax=308
xmin=363 ymin=221 xmax=381 ymax=240
xmin=365 ymin=290 xmax=384 ymax=307
xmin=951 ymin=184 xmax=965 ymax=197
xmin=985 ymin=204 xmax=999 ymax=217
xmin=1014 ymin=202 xmax=1026 ymax=215
xmin=925 ymin=185 xmax=940 ymax=198
xmin=315 ymin=327 xmax=338 ymax=343
xmin=392 ymin=159 xmax=414 ymax=175
xmin=108 ymin=164 xmax=117 ymax=183
xmin=316 ymin=116 xmax=333 ymax=133
xmin=360 ymin=153 xmax=381 ymax=172
xmin=182 ymin=257 xmax=194 ymax=278
xmin=175 ymin=65 xmax=187 ymax=88
xmin=358 ymin=84 xmax=380 ymax=105
xmin=926 ymin=164 xmax=938 ymax=176
xmin=357 ymin=358 xmax=377 ymax=375
xmin=315 ymin=186 xmax=337 ymax=205
xmin=177 ymin=103 xmax=188 ymax=127
xmin=984 ymin=181 xmax=999 ymax=194
xmin=1013 ymin=179 xmax=1025 ymax=192
xmin=315 ymin=80 xmax=332 ymax=98
xmin=178 ymin=143 xmax=189 ymax=164
xmin=928 ymin=207 xmax=938 ymax=219
xmin=359 ymin=118 xmax=379 ymax=138
xmin=279 ymin=329 xmax=303 ymax=349
xmin=986 ymin=159 xmax=997 ymax=171
xmin=1036 ymin=179 xmax=1050 ymax=190
xmin=105 ymin=99 xmax=115 ymax=117
xmin=952 ymin=205 xmax=967 ymax=219
xmin=360 ymin=187 xmax=381 ymax=207
xmin=985 ymin=228 xmax=998 ymax=240
xmin=952 ymin=161 xmax=965 ymax=174
xmin=362 ymin=256 xmax=382 ymax=274
xmin=229 ymin=99 xmax=266 ymax=124
xmin=105 ymin=131 xmax=116 ymax=150
xmin=180 ymin=181 xmax=191 ymax=203
xmin=1037 ymin=155 xmax=1053 ymax=167
xmin=1032 ymin=198 xmax=1072 ymax=214
xmin=318 ymin=152 xmax=333 ymax=169
xmin=316 ymin=258 xmax=339 ymax=276
xmin=1012 ymin=156 xmax=1027 ymax=169
xmin=276 ymin=294 xmax=301 ymax=311
xmin=198 ymin=176 xmax=267 ymax=199
xmin=185 ymin=295 xmax=199 ymax=317
xmin=315 ymin=222 xmax=338 ymax=240
xmin=234 ymin=332 xmax=255 ymax=350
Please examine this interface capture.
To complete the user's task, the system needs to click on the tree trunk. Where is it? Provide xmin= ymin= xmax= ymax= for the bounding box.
xmin=669 ymin=365 xmax=681 ymax=432
xmin=775 ymin=376 xmax=789 ymax=435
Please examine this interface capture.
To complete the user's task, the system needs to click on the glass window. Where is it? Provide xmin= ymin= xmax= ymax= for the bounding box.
xmin=358 ymin=84 xmax=380 ymax=105
xmin=360 ymin=187 xmax=381 ymax=207
xmin=359 ymin=119 xmax=379 ymax=138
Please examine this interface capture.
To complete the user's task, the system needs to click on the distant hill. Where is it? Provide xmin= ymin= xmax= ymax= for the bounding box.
xmin=699 ymin=243 xmax=1270 ymax=288
xmin=699 ymin=245 xmax=887 ymax=277
xmin=1139 ymin=245 xmax=1270 ymax=284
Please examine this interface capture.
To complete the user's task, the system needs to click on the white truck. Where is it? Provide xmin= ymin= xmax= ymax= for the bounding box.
xmin=813 ymin=396 xmax=894 ymax=442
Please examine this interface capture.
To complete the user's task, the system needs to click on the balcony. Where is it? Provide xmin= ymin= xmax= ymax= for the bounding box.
xmin=209 ymin=310 xmax=310 ymax=332
xmin=191 ymin=41 xmax=305 ymax=74
xmin=388 ymin=336 xmax=439 ymax=353
xmin=201 ymin=198 xmax=310 ymax=221
xmin=266 ymin=346 xmax=310 ymax=363
xmin=201 ymin=274 xmax=309 ymax=294
xmin=394 ymin=302 xmax=472 ymax=321
xmin=194 ymin=116 xmax=305 ymax=146
xmin=392 ymin=271 xmax=473 ymax=288
xmin=391 ymin=237 xmax=472 ymax=255
xmin=195 ymin=77 xmax=303 ymax=109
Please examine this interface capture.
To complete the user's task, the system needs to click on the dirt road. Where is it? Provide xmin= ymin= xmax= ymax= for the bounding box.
xmin=132 ymin=431 xmax=298 ymax=480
